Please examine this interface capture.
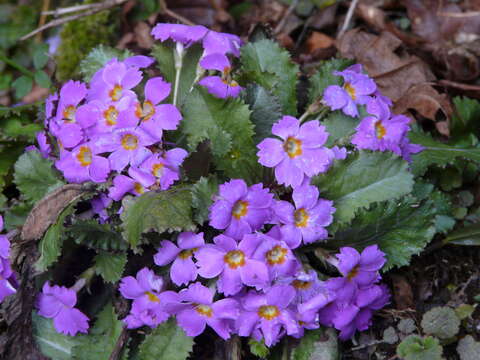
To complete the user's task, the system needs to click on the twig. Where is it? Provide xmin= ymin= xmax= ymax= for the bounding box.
xmin=159 ymin=0 xmax=196 ymax=26
xmin=36 ymin=0 xmax=51 ymax=42
xmin=20 ymin=0 xmax=128 ymax=41
xmin=108 ymin=327 xmax=129 ymax=360
xmin=338 ymin=0 xmax=360 ymax=38
xmin=438 ymin=79 xmax=480 ymax=92
xmin=439 ymin=11 xmax=480 ymax=17
xmin=42 ymin=3 xmax=103 ymax=16
xmin=274 ymin=0 xmax=299 ymax=35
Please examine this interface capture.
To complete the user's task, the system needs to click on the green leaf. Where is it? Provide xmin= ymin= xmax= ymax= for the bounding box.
xmin=443 ymin=223 xmax=480 ymax=246
xmin=14 ymin=150 xmax=64 ymax=203
xmin=397 ymin=335 xmax=443 ymax=360
xmin=151 ymin=42 xmax=203 ymax=107
xmin=308 ymin=58 xmax=353 ymax=103
xmin=243 ymin=84 xmax=283 ymax=143
xmin=181 ymin=87 xmax=260 ymax=181
xmin=240 ymin=38 xmax=299 ymax=115
xmin=121 ymin=187 xmax=196 ymax=249
xmin=72 ymin=303 xmax=128 ymax=360
xmin=248 ymin=339 xmax=270 ymax=359
xmin=32 ymin=312 xmax=80 ymax=360
xmin=409 ymin=132 xmax=480 ymax=175
xmin=94 ymin=251 xmax=127 ymax=283
xmin=138 ymin=318 xmax=194 ymax=360
xmin=290 ymin=328 xmax=338 ymax=360
xmin=313 ymin=151 xmax=414 ymax=225
xmin=2 ymin=117 xmax=43 ymax=140
xmin=12 ymin=75 xmax=33 ymax=99
xmin=457 ymin=335 xmax=480 ymax=360
xmin=328 ymin=196 xmax=436 ymax=270
xmin=191 ymin=176 xmax=218 ymax=224
xmin=35 ymin=203 xmax=75 ymax=271
xmin=322 ymin=110 xmax=357 ymax=147
xmin=33 ymin=44 xmax=50 ymax=69
xmin=34 ymin=70 xmax=51 ymax=88
xmin=70 ymin=220 xmax=128 ymax=251
xmin=421 ymin=306 xmax=460 ymax=339
xmin=451 ymin=96 xmax=480 ymax=138
xmin=0 ymin=73 xmax=12 ymax=90
xmin=79 ymin=45 xmax=132 ymax=82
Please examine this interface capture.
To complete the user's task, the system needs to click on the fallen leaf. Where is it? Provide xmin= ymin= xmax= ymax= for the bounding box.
xmin=306 ymin=31 xmax=334 ymax=53
xmin=134 ymin=22 xmax=154 ymax=49
xmin=390 ymin=274 xmax=414 ymax=310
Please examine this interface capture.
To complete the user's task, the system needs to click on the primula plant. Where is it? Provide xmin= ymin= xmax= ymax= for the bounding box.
xmin=1 ymin=21 xmax=473 ymax=360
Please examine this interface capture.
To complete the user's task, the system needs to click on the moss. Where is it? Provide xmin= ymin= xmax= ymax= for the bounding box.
xmin=55 ymin=0 xmax=119 ymax=81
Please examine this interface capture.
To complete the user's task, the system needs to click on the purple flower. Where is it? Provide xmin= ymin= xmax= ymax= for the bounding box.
xmin=85 ymin=97 xmax=135 ymax=135
xmin=400 ymin=137 xmax=423 ymax=163
xmin=323 ymin=68 xmax=376 ymax=117
xmin=195 ymin=234 xmax=269 ymax=295
xmin=124 ymin=55 xmax=155 ymax=69
xmin=257 ymin=117 xmax=336 ymax=188
xmin=153 ymin=232 xmax=204 ymax=286
xmin=151 ymin=24 xmax=209 ymax=45
xmin=167 ymin=282 xmax=239 ymax=340
xmin=202 ymin=31 xmax=242 ymax=57
xmin=209 ymin=179 xmax=273 ymax=240
xmin=199 ymin=76 xmax=242 ymax=99
xmin=236 ymin=285 xmax=299 ymax=346
xmin=36 ymin=282 xmax=89 ymax=336
xmin=36 ymin=131 xmax=51 ymax=158
xmin=91 ymin=194 xmax=112 ymax=223
xmin=273 ymin=183 xmax=335 ymax=248
xmin=0 ymin=216 xmax=16 ymax=303
xmin=55 ymin=142 xmax=110 ymax=183
xmin=281 ymin=270 xmax=326 ymax=305
xmin=45 ymin=92 xmax=58 ymax=121
xmin=108 ymin=168 xmax=155 ymax=201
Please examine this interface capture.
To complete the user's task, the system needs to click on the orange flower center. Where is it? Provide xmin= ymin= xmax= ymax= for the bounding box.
xmin=109 ymin=84 xmax=123 ymax=101
xmin=104 ymin=105 xmax=119 ymax=126
xmin=294 ymin=208 xmax=309 ymax=228
xmin=141 ymin=101 xmax=156 ymax=121
xmin=152 ymin=163 xmax=164 ymax=177
xmin=344 ymin=82 xmax=356 ymax=100
xmin=62 ymin=105 xmax=76 ymax=123
xmin=283 ymin=136 xmax=302 ymax=158
xmin=224 ymin=250 xmax=246 ymax=269
xmin=195 ymin=304 xmax=213 ymax=317
xmin=121 ymin=133 xmax=139 ymax=150
xmin=232 ymin=200 xmax=248 ymax=220
xmin=347 ymin=265 xmax=359 ymax=280
xmin=266 ymin=245 xmax=288 ymax=265
xmin=146 ymin=291 xmax=160 ymax=303
xmin=292 ymin=279 xmax=313 ymax=290
xmin=76 ymin=146 xmax=93 ymax=166
xmin=133 ymin=182 xmax=145 ymax=195
xmin=258 ymin=305 xmax=280 ymax=320
xmin=374 ymin=120 xmax=386 ymax=139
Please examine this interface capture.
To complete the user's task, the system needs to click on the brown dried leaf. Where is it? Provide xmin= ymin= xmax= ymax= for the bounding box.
xmin=21 ymin=184 xmax=87 ymax=242
xmin=134 ymin=22 xmax=154 ymax=49
xmin=391 ymin=274 xmax=414 ymax=310
xmin=306 ymin=32 xmax=334 ymax=53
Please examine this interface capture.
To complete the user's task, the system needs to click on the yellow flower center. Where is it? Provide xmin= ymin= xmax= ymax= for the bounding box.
xmin=374 ymin=120 xmax=386 ymax=139
xmin=109 ymin=84 xmax=123 ymax=101
xmin=283 ymin=136 xmax=302 ymax=158
xmin=121 ymin=133 xmax=139 ymax=150
xmin=146 ymin=291 xmax=160 ymax=303
xmin=258 ymin=305 xmax=280 ymax=320
xmin=344 ymin=82 xmax=356 ymax=100
xmin=104 ymin=105 xmax=119 ymax=126
xmin=152 ymin=163 xmax=164 ymax=177
xmin=178 ymin=249 xmax=194 ymax=260
xmin=347 ymin=265 xmax=359 ymax=280
xmin=141 ymin=101 xmax=156 ymax=121
xmin=294 ymin=208 xmax=309 ymax=228
xmin=76 ymin=146 xmax=93 ymax=166
xmin=292 ymin=280 xmax=313 ymax=290
xmin=195 ymin=304 xmax=213 ymax=317
xmin=224 ymin=250 xmax=246 ymax=269
xmin=266 ymin=245 xmax=288 ymax=265
xmin=62 ymin=105 xmax=76 ymax=123
xmin=232 ymin=200 xmax=248 ymax=220
xmin=133 ymin=182 xmax=145 ymax=195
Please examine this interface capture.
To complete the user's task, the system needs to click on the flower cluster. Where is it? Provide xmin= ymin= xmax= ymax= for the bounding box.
xmin=151 ymin=23 xmax=243 ymax=99
xmin=323 ymin=64 xmax=422 ymax=161
xmin=0 ymin=216 xmax=16 ymax=303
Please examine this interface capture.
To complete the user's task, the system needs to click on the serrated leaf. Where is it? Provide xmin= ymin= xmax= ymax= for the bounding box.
xmin=79 ymin=45 xmax=132 ymax=82
xmin=322 ymin=110 xmax=357 ymax=147
xmin=12 ymin=75 xmax=33 ymax=99
xmin=308 ymin=58 xmax=353 ymax=103
xmin=409 ymin=132 xmax=480 ymax=175
xmin=94 ymin=251 xmax=127 ymax=283
xmin=34 ymin=70 xmax=51 ymax=88
xmin=191 ymin=176 xmax=218 ymax=224
xmin=14 ymin=150 xmax=64 ymax=203
xmin=240 ymin=38 xmax=299 ymax=115
xmin=451 ymin=96 xmax=480 ymax=138
xmin=243 ymin=84 xmax=283 ymax=143
xmin=138 ymin=318 xmax=193 ymax=360
xmin=290 ymin=328 xmax=338 ymax=360
xmin=421 ymin=306 xmax=460 ymax=339
xmin=397 ymin=335 xmax=443 ymax=360
xmin=151 ymin=42 xmax=203 ymax=107
xmin=443 ymin=223 xmax=480 ymax=246
xmin=32 ymin=311 xmax=80 ymax=360
xmin=70 ymin=220 xmax=128 ymax=251
xmin=313 ymin=151 xmax=414 ymax=225
xmin=248 ymin=339 xmax=270 ymax=359
xmin=3 ymin=117 xmax=43 ymax=140
xmin=181 ymin=87 xmax=260 ymax=181
xmin=72 ymin=302 xmax=128 ymax=360
xmin=121 ymin=187 xmax=195 ymax=249
xmin=33 ymin=43 xmax=49 ymax=69
xmin=328 ymin=196 xmax=436 ymax=270
xmin=457 ymin=335 xmax=480 ymax=360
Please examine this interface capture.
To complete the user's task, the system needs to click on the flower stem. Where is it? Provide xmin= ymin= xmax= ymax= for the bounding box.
xmin=173 ymin=63 xmax=182 ymax=106
xmin=173 ymin=43 xmax=184 ymax=107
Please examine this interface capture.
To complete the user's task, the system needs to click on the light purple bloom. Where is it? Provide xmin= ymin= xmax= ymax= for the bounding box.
xmin=0 ymin=216 xmax=16 ymax=303
xmin=108 ymin=168 xmax=155 ymax=201
xmin=273 ymin=183 xmax=335 ymax=248
xmin=36 ymin=131 xmax=51 ymax=158
xmin=151 ymin=24 xmax=209 ymax=45
xmin=166 ymin=282 xmax=239 ymax=340
xmin=153 ymin=232 xmax=204 ymax=286
xmin=36 ymin=282 xmax=89 ymax=336
xmin=85 ymin=96 xmax=136 ymax=136
xmin=209 ymin=179 xmax=273 ymax=240
xmin=200 ymin=53 xmax=230 ymax=72
xmin=124 ymin=55 xmax=155 ymax=69
xmin=323 ymin=68 xmax=376 ymax=117
xmin=195 ymin=234 xmax=269 ymax=295
xmin=199 ymin=76 xmax=242 ymax=99
xmin=55 ymin=142 xmax=110 ymax=183
xmin=45 ymin=92 xmax=58 ymax=122
xmin=91 ymin=194 xmax=112 ymax=223
xmin=257 ymin=117 xmax=336 ymax=188
xmin=281 ymin=270 xmax=326 ymax=305
xmin=236 ymin=285 xmax=299 ymax=347
xmin=202 ymin=31 xmax=242 ymax=57
xmin=400 ymin=137 xmax=423 ymax=163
